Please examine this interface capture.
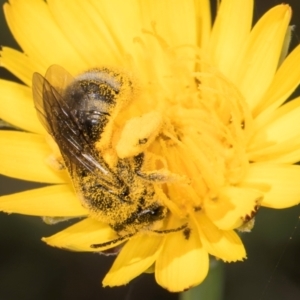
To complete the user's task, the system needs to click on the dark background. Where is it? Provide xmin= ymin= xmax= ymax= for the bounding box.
xmin=1 ymin=1 xmax=300 ymax=299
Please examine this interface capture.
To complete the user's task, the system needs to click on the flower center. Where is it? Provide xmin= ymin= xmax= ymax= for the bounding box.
xmin=157 ymin=66 xmax=252 ymax=213
xmin=121 ymin=32 xmax=253 ymax=216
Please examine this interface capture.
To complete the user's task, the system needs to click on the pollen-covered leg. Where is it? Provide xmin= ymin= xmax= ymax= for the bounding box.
xmin=136 ymin=168 xmax=188 ymax=183
xmin=116 ymin=111 xmax=163 ymax=158
xmin=133 ymin=151 xmax=188 ymax=184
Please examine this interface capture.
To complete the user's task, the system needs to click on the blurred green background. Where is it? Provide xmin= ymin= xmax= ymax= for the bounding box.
xmin=1 ymin=1 xmax=300 ymax=299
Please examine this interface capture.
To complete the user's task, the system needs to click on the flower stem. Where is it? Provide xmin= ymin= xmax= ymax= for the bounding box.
xmin=179 ymin=259 xmax=224 ymax=300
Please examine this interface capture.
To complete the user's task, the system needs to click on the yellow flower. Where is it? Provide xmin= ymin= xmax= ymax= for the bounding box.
xmin=1 ymin=0 xmax=300 ymax=292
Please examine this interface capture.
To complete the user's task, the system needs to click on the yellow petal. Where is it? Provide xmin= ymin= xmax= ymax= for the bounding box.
xmin=0 ymin=184 xmax=87 ymax=217
xmin=4 ymin=0 xmax=86 ymax=73
xmin=103 ymin=234 xmax=163 ymax=287
xmin=232 ymin=5 xmax=291 ymax=110
xmin=250 ymin=97 xmax=300 ymax=152
xmin=137 ymin=0 xmax=197 ymax=49
xmin=248 ymin=136 xmax=300 ymax=164
xmin=0 ymin=131 xmax=67 ymax=183
xmin=254 ymin=44 xmax=300 ymax=118
xmin=0 ymin=79 xmax=45 ymax=133
xmin=208 ymin=0 xmax=253 ymax=76
xmin=48 ymin=0 xmax=123 ymax=68
xmin=43 ymin=218 xmax=118 ymax=252
xmin=88 ymin=0 xmax=197 ymax=86
xmin=194 ymin=211 xmax=246 ymax=262
xmin=94 ymin=0 xmax=197 ymax=55
xmin=0 ymin=47 xmax=38 ymax=87
xmin=155 ymin=225 xmax=209 ymax=292
xmin=0 ymin=80 xmax=45 ymax=133
xmin=242 ymin=163 xmax=300 ymax=208
xmin=203 ymin=186 xmax=263 ymax=230
xmin=194 ymin=0 xmax=211 ymax=48
xmin=278 ymin=25 xmax=293 ymax=66
xmin=249 ymin=97 xmax=300 ymax=163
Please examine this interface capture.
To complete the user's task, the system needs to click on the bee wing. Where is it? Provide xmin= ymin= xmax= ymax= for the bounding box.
xmin=44 ymin=64 xmax=74 ymax=94
xmin=32 ymin=65 xmax=114 ymax=179
xmin=32 ymin=65 xmax=73 ymax=134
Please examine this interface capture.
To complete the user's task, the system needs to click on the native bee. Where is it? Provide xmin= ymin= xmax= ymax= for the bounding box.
xmin=32 ymin=65 xmax=171 ymax=245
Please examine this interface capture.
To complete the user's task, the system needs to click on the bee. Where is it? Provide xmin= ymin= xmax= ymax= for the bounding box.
xmin=32 ymin=65 xmax=174 ymax=247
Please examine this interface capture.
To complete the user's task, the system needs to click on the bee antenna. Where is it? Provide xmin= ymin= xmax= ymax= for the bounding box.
xmin=90 ymin=232 xmax=134 ymax=249
xmin=152 ymin=223 xmax=188 ymax=234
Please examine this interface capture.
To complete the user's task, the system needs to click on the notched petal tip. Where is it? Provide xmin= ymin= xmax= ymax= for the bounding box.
xmin=155 ymin=224 xmax=209 ymax=292
xmin=194 ymin=211 xmax=246 ymax=262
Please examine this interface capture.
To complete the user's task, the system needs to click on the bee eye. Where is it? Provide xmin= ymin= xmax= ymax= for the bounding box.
xmin=151 ymin=206 xmax=164 ymax=216
xmin=120 ymin=186 xmax=130 ymax=198
xmin=151 ymin=206 xmax=165 ymax=220
xmin=138 ymin=205 xmax=166 ymax=222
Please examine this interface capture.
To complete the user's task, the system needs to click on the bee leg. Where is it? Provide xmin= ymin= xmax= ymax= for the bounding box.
xmin=136 ymin=169 xmax=188 ymax=183
xmin=116 ymin=111 xmax=163 ymax=159
xmin=152 ymin=223 xmax=188 ymax=235
xmin=90 ymin=232 xmax=134 ymax=249
xmin=133 ymin=152 xmax=189 ymax=184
